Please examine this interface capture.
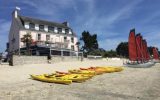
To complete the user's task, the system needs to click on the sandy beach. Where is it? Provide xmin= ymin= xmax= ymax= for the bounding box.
xmin=0 ymin=59 xmax=160 ymax=100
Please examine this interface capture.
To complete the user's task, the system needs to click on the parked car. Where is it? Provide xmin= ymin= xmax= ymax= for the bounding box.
xmin=1 ymin=52 xmax=8 ymax=62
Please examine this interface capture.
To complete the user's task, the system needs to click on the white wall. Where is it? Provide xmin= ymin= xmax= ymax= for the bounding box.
xmin=62 ymin=28 xmax=65 ymax=33
xmin=50 ymin=35 xmax=56 ymax=43
xmin=69 ymin=29 xmax=72 ymax=34
xmin=35 ymin=24 xmax=39 ymax=30
xmin=54 ymin=27 xmax=58 ymax=33
xmin=19 ymin=30 xmax=79 ymax=51
xmin=44 ymin=25 xmax=48 ymax=32
xmin=74 ymin=37 xmax=78 ymax=51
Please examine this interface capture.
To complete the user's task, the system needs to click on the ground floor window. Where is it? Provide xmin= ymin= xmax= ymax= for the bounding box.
xmin=46 ymin=35 xmax=50 ymax=41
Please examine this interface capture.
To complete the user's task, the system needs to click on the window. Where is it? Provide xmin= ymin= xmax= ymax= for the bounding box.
xmin=46 ymin=35 xmax=50 ymax=41
xmin=58 ymin=28 xmax=62 ymax=33
xmin=71 ymin=45 xmax=74 ymax=51
xmin=48 ymin=26 xmax=54 ymax=33
xmin=71 ymin=37 xmax=74 ymax=43
xmin=64 ymin=37 xmax=67 ymax=40
xmin=38 ymin=34 xmax=41 ymax=41
xmin=65 ymin=29 xmax=69 ymax=34
xmin=29 ymin=23 xmax=35 ymax=29
xmin=64 ymin=37 xmax=67 ymax=42
xmin=39 ymin=25 xmax=44 ymax=31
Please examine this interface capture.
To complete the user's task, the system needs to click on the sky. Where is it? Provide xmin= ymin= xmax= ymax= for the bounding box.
xmin=0 ymin=0 xmax=160 ymax=52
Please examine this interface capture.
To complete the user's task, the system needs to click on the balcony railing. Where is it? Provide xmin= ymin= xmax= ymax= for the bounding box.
xmin=21 ymin=40 xmax=70 ymax=49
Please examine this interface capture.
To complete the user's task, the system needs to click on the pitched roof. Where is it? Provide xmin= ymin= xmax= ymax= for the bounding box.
xmin=18 ymin=15 xmax=70 ymax=29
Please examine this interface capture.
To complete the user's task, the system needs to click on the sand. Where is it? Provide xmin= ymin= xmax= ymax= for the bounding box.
xmin=0 ymin=59 xmax=160 ymax=100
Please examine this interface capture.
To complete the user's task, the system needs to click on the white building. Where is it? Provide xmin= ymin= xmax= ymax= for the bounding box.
xmin=9 ymin=8 xmax=79 ymax=56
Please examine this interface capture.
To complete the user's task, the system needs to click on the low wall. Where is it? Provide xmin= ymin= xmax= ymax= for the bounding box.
xmin=50 ymin=56 xmax=83 ymax=63
xmin=10 ymin=55 xmax=83 ymax=66
xmin=11 ymin=55 xmax=47 ymax=66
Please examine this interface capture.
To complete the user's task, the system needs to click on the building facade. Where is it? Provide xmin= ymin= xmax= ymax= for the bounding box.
xmin=9 ymin=8 xmax=79 ymax=56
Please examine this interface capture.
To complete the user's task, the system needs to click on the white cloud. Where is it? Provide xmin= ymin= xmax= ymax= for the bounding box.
xmin=102 ymin=0 xmax=144 ymax=26
xmin=143 ymin=32 xmax=160 ymax=48
xmin=73 ymin=0 xmax=144 ymax=36
xmin=99 ymin=37 xmax=126 ymax=50
xmin=19 ymin=0 xmax=77 ymax=15
xmin=73 ymin=0 xmax=144 ymax=50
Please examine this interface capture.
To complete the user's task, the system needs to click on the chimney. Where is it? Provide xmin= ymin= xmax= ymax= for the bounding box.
xmin=62 ymin=21 xmax=69 ymax=27
xmin=12 ymin=6 xmax=21 ymax=18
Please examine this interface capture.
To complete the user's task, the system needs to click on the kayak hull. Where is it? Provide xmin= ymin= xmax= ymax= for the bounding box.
xmin=42 ymin=73 xmax=91 ymax=83
xmin=94 ymin=67 xmax=124 ymax=73
xmin=60 ymin=74 xmax=91 ymax=82
xmin=124 ymin=61 xmax=155 ymax=68
xmin=30 ymin=75 xmax=72 ymax=85
xmin=80 ymin=68 xmax=104 ymax=75
xmin=68 ymin=70 xmax=96 ymax=75
xmin=152 ymin=59 xmax=160 ymax=63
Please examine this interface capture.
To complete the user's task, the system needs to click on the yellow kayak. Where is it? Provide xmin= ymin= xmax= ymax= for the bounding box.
xmin=80 ymin=67 xmax=105 ymax=75
xmin=44 ymin=73 xmax=91 ymax=83
xmin=68 ymin=69 xmax=96 ymax=75
xmin=112 ymin=67 xmax=124 ymax=72
xmin=30 ymin=75 xmax=72 ymax=85
xmin=60 ymin=74 xmax=91 ymax=82
xmin=55 ymin=71 xmax=94 ymax=78
xmin=97 ymin=66 xmax=124 ymax=72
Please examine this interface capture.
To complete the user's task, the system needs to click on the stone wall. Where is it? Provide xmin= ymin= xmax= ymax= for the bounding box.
xmin=11 ymin=55 xmax=47 ymax=66
xmin=10 ymin=55 xmax=83 ymax=66
xmin=50 ymin=56 xmax=83 ymax=63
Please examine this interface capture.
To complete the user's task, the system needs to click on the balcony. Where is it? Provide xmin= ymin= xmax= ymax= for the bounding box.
xmin=21 ymin=40 xmax=70 ymax=50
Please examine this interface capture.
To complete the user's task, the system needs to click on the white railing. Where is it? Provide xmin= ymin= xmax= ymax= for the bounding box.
xmin=21 ymin=41 xmax=70 ymax=49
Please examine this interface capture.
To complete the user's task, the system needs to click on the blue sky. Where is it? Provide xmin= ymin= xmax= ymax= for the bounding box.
xmin=0 ymin=0 xmax=160 ymax=52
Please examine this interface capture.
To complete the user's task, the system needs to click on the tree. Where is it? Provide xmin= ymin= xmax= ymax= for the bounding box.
xmin=147 ymin=46 xmax=159 ymax=56
xmin=21 ymin=32 xmax=33 ymax=55
xmin=147 ymin=46 xmax=153 ymax=55
xmin=116 ymin=42 xmax=128 ymax=58
xmin=80 ymin=31 xmax=99 ymax=54
xmin=88 ymin=48 xmax=106 ymax=56
xmin=103 ymin=50 xmax=117 ymax=57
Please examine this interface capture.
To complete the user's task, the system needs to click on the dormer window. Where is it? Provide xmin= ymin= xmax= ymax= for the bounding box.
xmin=58 ymin=28 xmax=62 ymax=33
xmin=65 ymin=29 xmax=69 ymax=34
xmin=69 ymin=29 xmax=73 ymax=35
xmin=48 ymin=26 xmax=54 ymax=33
xmin=29 ymin=23 xmax=35 ymax=30
xmin=39 ymin=25 xmax=44 ymax=31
